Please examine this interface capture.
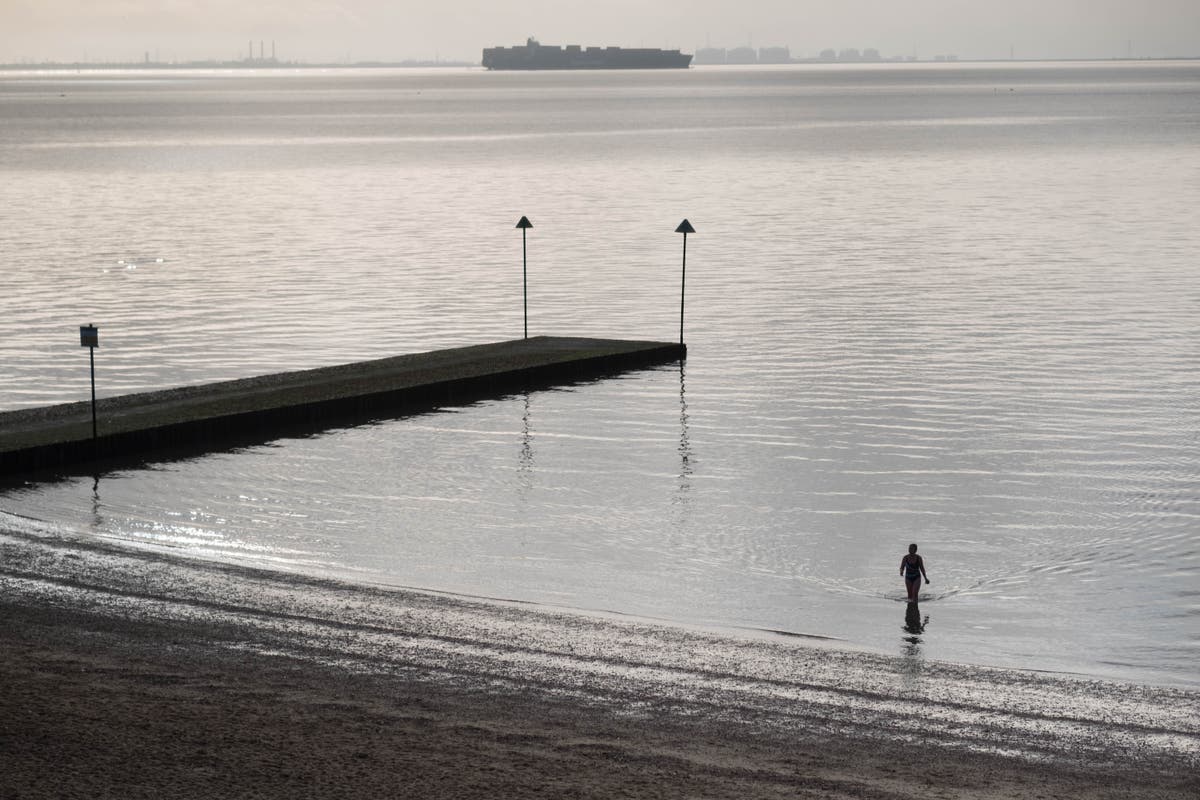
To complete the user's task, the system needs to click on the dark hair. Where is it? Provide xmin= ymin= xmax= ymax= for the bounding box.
xmin=908 ymin=543 xmax=918 ymax=553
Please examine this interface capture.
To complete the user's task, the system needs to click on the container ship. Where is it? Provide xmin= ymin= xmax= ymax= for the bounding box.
xmin=482 ymin=38 xmax=692 ymax=70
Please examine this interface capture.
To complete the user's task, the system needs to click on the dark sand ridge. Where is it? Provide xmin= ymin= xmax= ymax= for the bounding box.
xmin=2 ymin=517 xmax=1197 ymax=799
xmin=0 ymin=336 xmax=684 ymax=476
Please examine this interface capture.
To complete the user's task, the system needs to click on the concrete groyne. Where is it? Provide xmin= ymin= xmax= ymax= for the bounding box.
xmin=0 ymin=337 xmax=685 ymax=477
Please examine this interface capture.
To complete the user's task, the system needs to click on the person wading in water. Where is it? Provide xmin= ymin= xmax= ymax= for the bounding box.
xmin=900 ymin=543 xmax=930 ymax=602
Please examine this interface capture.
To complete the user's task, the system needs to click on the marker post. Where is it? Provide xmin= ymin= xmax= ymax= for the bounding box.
xmin=516 ymin=216 xmax=532 ymax=339
xmin=80 ymin=324 xmax=98 ymax=439
xmin=675 ymin=219 xmax=695 ymax=345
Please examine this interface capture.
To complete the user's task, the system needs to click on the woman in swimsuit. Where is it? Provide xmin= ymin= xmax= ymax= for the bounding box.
xmin=900 ymin=543 xmax=929 ymax=602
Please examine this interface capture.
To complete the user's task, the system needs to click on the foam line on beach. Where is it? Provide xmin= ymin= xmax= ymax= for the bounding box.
xmin=2 ymin=513 xmax=1197 ymax=777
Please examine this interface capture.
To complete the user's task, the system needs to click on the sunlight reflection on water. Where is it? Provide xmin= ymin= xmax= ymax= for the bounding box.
xmin=1 ymin=63 xmax=1198 ymax=686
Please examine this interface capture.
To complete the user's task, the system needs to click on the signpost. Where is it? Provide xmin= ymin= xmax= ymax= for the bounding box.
xmin=516 ymin=216 xmax=532 ymax=339
xmin=80 ymin=324 xmax=98 ymax=439
xmin=675 ymin=219 xmax=695 ymax=345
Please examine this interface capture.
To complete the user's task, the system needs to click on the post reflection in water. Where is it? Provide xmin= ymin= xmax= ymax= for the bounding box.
xmin=91 ymin=474 xmax=102 ymax=531
xmin=517 ymin=393 xmax=534 ymax=496
xmin=675 ymin=362 xmax=693 ymax=503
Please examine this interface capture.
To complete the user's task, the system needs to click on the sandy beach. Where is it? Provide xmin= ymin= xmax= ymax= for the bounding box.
xmin=2 ymin=518 xmax=1197 ymax=799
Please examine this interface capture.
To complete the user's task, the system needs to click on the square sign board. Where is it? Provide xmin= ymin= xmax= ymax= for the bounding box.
xmin=80 ymin=325 xmax=98 ymax=348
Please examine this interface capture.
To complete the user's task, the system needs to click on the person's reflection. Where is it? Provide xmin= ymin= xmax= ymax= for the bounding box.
xmin=900 ymin=602 xmax=930 ymax=676
xmin=904 ymin=602 xmax=927 ymax=636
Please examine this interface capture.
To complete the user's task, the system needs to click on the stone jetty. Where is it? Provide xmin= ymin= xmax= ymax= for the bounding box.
xmin=0 ymin=337 xmax=685 ymax=477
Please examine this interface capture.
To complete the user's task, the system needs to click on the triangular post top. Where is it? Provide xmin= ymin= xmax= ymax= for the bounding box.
xmin=675 ymin=219 xmax=695 ymax=234
xmin=516 ymin=216 xmax=533 ymax=229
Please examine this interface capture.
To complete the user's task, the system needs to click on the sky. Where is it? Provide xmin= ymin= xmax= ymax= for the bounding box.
xmin=1 ymin=0 xmax=1197 ymax=64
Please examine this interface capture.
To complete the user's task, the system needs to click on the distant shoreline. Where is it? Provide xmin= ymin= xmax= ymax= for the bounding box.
xmin=0 ymin=60 xmax=479 ymax=71
xmin=2 ymin=56 xmax=1198 ymax=72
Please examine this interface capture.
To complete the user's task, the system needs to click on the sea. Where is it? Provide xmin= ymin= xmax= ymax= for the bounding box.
xmin=1 ymin=61 xmax=1197 ymax=689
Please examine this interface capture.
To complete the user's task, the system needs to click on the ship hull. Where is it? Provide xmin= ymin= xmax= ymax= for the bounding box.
xmin=483 ymin=41 xmax=692 ymax=71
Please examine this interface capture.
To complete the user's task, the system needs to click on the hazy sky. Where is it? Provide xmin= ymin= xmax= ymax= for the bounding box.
xmin=2 ymin=1 xmax=1197 ymax=63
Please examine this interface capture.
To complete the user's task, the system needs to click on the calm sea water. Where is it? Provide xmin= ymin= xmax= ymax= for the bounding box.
xmin=1 ymin=62 xmax=1198 ymax=687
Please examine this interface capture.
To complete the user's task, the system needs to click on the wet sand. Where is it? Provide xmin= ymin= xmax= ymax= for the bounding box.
xmin=2 ymin=520 xmax=1197 ymax=799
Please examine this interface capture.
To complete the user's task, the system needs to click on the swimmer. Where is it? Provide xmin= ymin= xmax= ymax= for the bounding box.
xmin=900 ymin=543 xmax=930 ymax=602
